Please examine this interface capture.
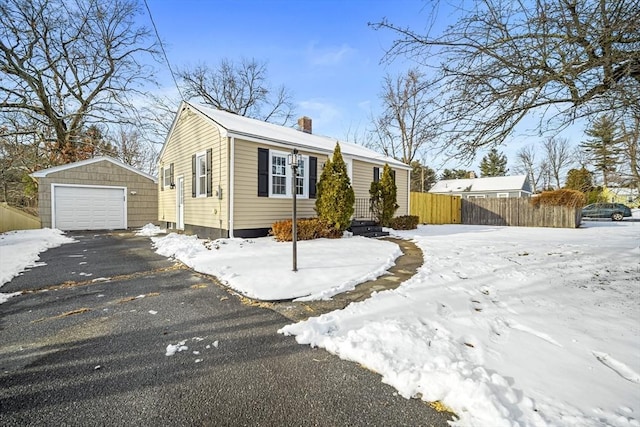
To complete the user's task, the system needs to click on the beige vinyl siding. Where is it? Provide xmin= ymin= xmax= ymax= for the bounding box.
xmin=352 ymin=159 xmax=375 ymax=200
xmin=233 ymin=139 xmax=320 ymax=230
xmin=395 ymin=168 xmax=409 ymax=216
xmin=38 ymin=160 xmax=157 ymax=229
xmin=158 ymin=110 xmax=228 ymax=229
xmin=352 ymin=159 xmax=409 ymax=216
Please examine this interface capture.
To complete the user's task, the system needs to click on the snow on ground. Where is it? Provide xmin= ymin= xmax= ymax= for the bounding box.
xmin=135 ymin=223 xmax=166 ymax=237
xmin=281 ymin=220 xmax=640 ymax=427
xmin=0 ymin=228 xmax=75 ymax=290
xmin=151 ymin=233 xmax=401 ymax=301
xmin=3 ymin=216 xmax=639 ymax=426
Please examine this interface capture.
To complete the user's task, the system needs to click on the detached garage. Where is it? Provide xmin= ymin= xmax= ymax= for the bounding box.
xmin=31 ymin=156 xmax=157 ymax=231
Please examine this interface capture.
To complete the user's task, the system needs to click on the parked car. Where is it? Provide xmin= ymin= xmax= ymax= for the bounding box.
xmin=581 ymin=203 xmax=632 ymax=221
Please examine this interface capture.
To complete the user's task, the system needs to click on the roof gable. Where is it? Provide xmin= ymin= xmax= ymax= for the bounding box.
xmin=162 ymin=101 xmax=409 ymax=170
xmin=30 ymin=156 xmax=157 ymax=182
xmin=430 ymin=175 xmax=530 ymax=193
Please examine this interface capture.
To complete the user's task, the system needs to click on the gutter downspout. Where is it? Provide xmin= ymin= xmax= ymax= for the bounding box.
xmin=228 ymin=136 xmax=235 ymax=238
xmin=407 ymin=169 xmax=411 ymax=216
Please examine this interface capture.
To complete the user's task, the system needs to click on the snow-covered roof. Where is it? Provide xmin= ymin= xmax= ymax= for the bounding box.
xmin=30 ymin=156 xmax=157 ymax=182
xmin=184 ymin=102 xmax=409 ymax=170
xmin=429 ymin=175 xmax=530 ymax=193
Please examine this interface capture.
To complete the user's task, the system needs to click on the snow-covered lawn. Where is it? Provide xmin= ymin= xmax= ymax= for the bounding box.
xmin=282 ymin=221 xmax=640 ymax=427
xmin=2 ymin=219 xmax=639 ymax=426
xmin=151 ymin=230 xmax=401 ymax=301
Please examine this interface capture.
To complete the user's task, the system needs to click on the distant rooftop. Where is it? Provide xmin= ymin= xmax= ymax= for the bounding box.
xmin=430 ymin=175 xmax=530 ymax=193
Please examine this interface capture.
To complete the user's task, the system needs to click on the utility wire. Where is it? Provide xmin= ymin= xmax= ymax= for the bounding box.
xmin=143 ymin=0 xmax=185 ymax=101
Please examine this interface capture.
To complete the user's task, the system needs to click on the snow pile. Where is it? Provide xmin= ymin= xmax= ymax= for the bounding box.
xmin=151 ymin=233 xmax=401 ymax=301
xmin=281 ymin=222 xmax=640 ymax=427
xmin=165 ymin=340 xmax=188 ymax=356
xmin=135 ymin=223 xmax=166 ymax=236
xmin=0 ymin=228 xmax=75 ymax=287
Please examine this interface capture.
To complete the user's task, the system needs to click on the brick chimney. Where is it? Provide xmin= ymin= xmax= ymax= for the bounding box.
xmin=298 ymin=116 xmax=312 ymax=134
xmin=468 ymin=171 xmax=477 ymax=179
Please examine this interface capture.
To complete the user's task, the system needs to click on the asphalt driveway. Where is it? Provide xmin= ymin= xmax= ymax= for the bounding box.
xmin=0 ymin=231 xmax=452 ymax=426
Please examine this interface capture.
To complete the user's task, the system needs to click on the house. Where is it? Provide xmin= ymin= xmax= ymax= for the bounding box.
xmin=158 ymin=101 xmax=411 ymax=238
xmin=31 ymin=156 xmax=158 ymax=231
xmin=602 ymin=186 xmax=639 ymax=207
xmin=429 ymin=175 xmax=532 ymax=199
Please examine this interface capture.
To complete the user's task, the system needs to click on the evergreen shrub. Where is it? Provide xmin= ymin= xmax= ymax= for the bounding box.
xmin=315 ymin=143 xmax=355 ymax=232
xmin=370 ymin=164 xmax=399 ymax=227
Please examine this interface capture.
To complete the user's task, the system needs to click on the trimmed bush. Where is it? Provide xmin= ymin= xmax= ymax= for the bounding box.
xmin=270 ymin=218 xmax=342 ymax=242
xmin=530 ymin=189 xmax=586 ymax=208
xmin=389 ymin=215 xmax=419 ymax=230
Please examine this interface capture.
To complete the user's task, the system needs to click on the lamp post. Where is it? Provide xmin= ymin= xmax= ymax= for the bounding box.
xmin=288 ymin=148 xmax=301 ymax=272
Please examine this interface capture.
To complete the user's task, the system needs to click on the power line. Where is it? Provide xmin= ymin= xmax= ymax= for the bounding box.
xmin=143 ymin=0 xmax=185 ymax=101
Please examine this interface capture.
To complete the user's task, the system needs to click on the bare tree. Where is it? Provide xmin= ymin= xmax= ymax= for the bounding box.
xmin=113 ymin=127 xmax=158 ymax=175
xmin=369 ymin=69 xmax=438 ymax=164
xmin=0 ymin=0 xmax=158 ymax=164
xmin=543 ymin=137 xmax=574 ymax=188
xmin=618 ymin=112 xmax=640 ymax=191
xmin=514 ymin=145 xmax=547 ymax=193
xmin=371 ymin=0 xmax=640 ymax=158
xmin=178 ymin=58 xmax=296 ymax=125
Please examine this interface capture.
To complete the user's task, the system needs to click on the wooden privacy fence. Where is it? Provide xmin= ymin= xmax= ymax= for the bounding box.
xmin=410 ymin=192 xmax=461 ymax=224
xmin=462 ymin=198 xmax=581 ymax=228
xmin=0 ymin=203 xmax=41 ymax=233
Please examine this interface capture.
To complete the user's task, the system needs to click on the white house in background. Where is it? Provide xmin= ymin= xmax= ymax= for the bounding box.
xmin=429 ymin=175 xmax=532 ymax=199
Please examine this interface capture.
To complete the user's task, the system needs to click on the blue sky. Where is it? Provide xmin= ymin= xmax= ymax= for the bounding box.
xmin=142 ymin=0 xmax=582 ymax=173
xmin=144 ymin=0 xmax=429 ymax=134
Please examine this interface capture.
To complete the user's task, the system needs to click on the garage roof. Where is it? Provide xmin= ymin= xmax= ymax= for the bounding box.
xmin=31 ymin=156 xmax=157 ymax=182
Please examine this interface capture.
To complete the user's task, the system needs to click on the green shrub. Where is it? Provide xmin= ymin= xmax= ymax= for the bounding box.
xmin=389 ymin=215 xmax=419 ymax=230
xmin=270 ymin=218 xmax=342 ymax=242
xmin=370 ymin=164 xmax=399 ymax=227
xmin=315 ymin=143 xmax=355 ymax=232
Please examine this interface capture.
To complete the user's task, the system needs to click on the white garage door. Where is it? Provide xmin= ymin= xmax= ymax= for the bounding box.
xmin=53 ymin=185 xmax=126 ymax=231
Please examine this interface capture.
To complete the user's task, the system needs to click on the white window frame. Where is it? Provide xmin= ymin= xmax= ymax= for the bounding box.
xmin=269 ymin=150 xmax=309 ymax=198
xmin=195 ymin=151 xmax=207 ymax=197
xmin=497 ymin=193 xmax=509 ymax=198
xmin=163 ymin=165 xmax=172 ymax=188
xmin=467 ymin=194 xmax=486 ymax=199
xmin=343 ymin=157 xmax=353 ymax=185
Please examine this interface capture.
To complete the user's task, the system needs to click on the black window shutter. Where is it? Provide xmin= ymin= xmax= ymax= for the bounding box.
xmin=309 ymin=156 xmax=317 ymax=199
xmin=392 ymin=169 xmax=396 ymax=183
xmin=257 ymin=148 xmax=269 ymax=197
xmin=373 ymin=167 xmax=380 ymax=183
xmin=160 ymin=166 xmax=164 ymax=191
xmin=170 ymin=163 xmax=174 ymax=186
xmin=191 ymin=154 xmax=196 ymax=198
xmin=206 ymin=148 xmax=213 ymax=197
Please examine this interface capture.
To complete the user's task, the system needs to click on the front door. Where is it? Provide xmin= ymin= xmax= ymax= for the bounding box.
xmin=176 ymin=176 xmax=184 ymax=230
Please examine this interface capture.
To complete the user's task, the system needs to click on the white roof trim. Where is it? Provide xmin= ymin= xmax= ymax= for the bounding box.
xmin=31 ymin=156 xmax=157 ymax=183
xmin=182 ymin=102 xmax=410 ymax=170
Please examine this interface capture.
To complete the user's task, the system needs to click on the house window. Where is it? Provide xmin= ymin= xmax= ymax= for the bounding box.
xmin=497 ymin=193 xmax=509 ymax=198
xmin=196 ymin=152 xmax=207 ymax=197
xmin=295 ymin=158 xmax=305 ymax=195
xmin=191 ymin=149 xmax=212 ymax=198
xmin=163 ymin=165 xmax=172 ymax=188
xmin=267 ymin=150 xmax=309 ymax=198
xmin=467 ymin=194 xmax=486 ymax=199
xmin=271 ymin=154 xmax=287 ymax=195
